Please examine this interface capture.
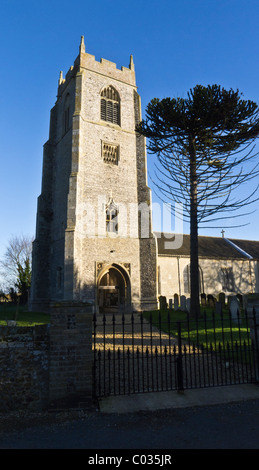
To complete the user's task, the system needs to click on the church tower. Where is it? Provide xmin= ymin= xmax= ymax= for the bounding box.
xmin=30 ymin=37 xmax=158 ymax=313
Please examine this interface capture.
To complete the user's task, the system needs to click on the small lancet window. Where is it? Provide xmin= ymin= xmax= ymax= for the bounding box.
xmin=101 ymin=86 xmax=120 ymax=125
xmin=56 ymin=266 xmax=62 ymax=292
xmin=106 ymin=198 xmax=119 ymax=234
xmin=63 ymin=93 xmax=70 ymax=135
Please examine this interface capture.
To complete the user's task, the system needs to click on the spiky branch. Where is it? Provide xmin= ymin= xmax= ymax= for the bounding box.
xmin=136 ymin=84 xmax=259 ymax=316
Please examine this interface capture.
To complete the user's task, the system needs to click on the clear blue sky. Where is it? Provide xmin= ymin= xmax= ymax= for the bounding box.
xmin=0 ymin=0 xmax=259 ymax=269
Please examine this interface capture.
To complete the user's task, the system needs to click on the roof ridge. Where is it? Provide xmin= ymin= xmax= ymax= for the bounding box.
xmin=225 ymin=238 xmax=253 ymax=259
xmin=154 ymin=232 xmax=259 ymax=243
xmin=154 ymin=232 xmax=258 ymax=259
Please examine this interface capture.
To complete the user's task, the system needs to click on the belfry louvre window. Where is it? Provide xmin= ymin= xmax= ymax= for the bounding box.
xmin=101 ymin=86 xmax=120 ymax=125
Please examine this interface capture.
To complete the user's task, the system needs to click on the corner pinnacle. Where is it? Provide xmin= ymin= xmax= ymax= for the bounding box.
xmin=59 ymin=71 xmax=63 ymax=85
xmin=80 ymin=35 xmax=85 ymax=54
xmin=129 ymin=54 xmax=135 ymax=71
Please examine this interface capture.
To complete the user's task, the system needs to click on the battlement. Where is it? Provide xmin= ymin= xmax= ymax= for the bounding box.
xmin=58 ymin=66 xmax=75 ymax=88
xmin=58 ymin=36 xmax=136 ymax=94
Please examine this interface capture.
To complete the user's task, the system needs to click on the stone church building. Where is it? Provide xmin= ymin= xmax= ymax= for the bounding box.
xmin=156 ymin=232 xmax=259 ymax=304
xmin=29 ymin=38 xmax=259 ymax=313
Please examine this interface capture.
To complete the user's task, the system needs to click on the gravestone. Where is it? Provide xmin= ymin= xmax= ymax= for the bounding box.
xmin=201 ymin=293 xmax=206 ymax=307
xmin=236 ymin=294 xmax=243 ymax=307
xmin=229 ymin=296 xmax=240 ymax=323
xmin=180 ymin=295 xmax=186 ymax=311
xmin=207 ymin=295 xmax=215 ymax=308
xmin=169 ymin=299 xmax=173 ymax=310
xmin=159 ymin=296 xmax=167 ymax=310
xmin=245 ymin=294 xmax=259 ymax=318
xmin=174 ymin=294 xmax=179 ymax=310
xmin=218 ymin=292 xmax=226 ymax=308
xmin=186 ymin=298 xmax=190 ymax=313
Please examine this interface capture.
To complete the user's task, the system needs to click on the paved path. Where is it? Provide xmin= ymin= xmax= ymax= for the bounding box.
xmin=94 ymin=313 xmax=255 ymax=396
xmin=98 ymin=383 xmax=259 ymax=413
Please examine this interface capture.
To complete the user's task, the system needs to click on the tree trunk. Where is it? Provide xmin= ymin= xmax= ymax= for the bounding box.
xmin=189 ymin=139 xmax=200 ymax=318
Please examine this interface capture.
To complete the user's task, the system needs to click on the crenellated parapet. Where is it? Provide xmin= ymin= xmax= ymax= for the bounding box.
xmin=57 ymin=35 xmax=136 ymax=97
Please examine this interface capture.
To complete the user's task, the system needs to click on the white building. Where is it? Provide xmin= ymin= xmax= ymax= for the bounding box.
xmin=156 ymin=232 xmax=259 ymax=302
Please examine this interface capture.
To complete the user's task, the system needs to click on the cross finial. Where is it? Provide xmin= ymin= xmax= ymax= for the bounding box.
xmin=221 ymin=229 xmax=225 ymax=238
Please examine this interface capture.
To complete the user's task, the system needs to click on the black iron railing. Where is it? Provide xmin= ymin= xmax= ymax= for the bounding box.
xmin=92 ymin=309 xmax=259 ymax=398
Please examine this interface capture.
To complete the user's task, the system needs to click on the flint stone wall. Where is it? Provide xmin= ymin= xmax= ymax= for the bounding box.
xmin=0 ymin=325 xmax=49 ymax=412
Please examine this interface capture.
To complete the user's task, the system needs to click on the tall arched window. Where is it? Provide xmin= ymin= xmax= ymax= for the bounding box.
xmin=101 ymin=86 xmax=120 ymax=125
xmin=106 ymin=198 xmax=118 ymax=234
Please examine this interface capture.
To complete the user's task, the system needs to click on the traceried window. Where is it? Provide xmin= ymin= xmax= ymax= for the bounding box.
xmin=101 ymin=86 xmax=120 ymax=125
xmin=106 ymin=198 xmax=118 ymax=234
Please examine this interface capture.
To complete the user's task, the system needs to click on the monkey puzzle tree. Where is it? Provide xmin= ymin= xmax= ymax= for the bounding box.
xmin=136 ymin=84 xmax=259 ymax=317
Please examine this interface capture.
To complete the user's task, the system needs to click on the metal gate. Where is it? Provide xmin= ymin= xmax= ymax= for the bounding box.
xmin=92 ymin=310 xmax=259 ymax=398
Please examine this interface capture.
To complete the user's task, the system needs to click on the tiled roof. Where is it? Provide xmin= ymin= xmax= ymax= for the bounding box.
xmin=154 ymin=232 xmax=259 ymax=260
xmin=228 ymin=238 xmax=259 ymax=260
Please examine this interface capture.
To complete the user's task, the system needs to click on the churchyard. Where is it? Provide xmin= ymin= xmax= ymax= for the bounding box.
xmin=93 ymin=292 xmax=259 ymax=398
xmin=0 ymin=291 xmax=259 ymax=409
xmin=0 ymin=291 xmax=256 ymax=344
xmin=0 ymin=303 xmax=50 ymax=326
xmin=148 ymin=291 xmax=253 ymax=351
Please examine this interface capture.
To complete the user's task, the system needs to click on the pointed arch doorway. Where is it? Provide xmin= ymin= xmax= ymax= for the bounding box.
xmin=97 ymin=264 xmax=131 ymax=313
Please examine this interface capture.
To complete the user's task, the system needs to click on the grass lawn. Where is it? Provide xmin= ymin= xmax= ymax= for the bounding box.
xmin=0 ymin=304 xmax=50 ymax=326
xmin=0 ymin=303 xmax=252 ymax=352
xmin=143 ymin=307 xmax=252 ymax=351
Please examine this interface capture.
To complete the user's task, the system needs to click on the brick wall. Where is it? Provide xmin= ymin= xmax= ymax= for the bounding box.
xmin=48 ymin=302 xmax=93 ymax=407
